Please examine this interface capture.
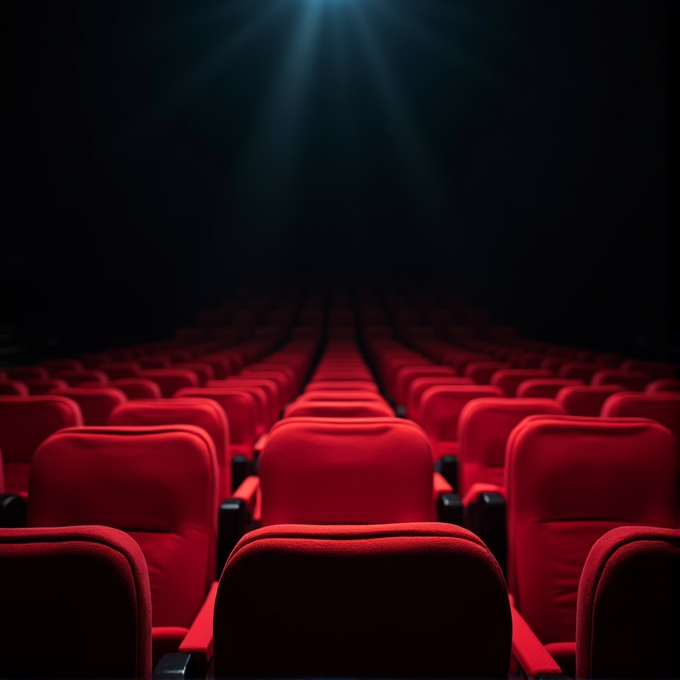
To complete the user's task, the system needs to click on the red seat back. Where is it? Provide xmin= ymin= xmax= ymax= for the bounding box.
xmin=284 ymin=400 xmax=394 ymax=419
xmin=556 ymin=384 xmax=626 ymax=416
xmin=49 ymin=387 xmax=127 ymax=425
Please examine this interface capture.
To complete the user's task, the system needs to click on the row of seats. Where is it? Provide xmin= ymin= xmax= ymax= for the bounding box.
xmin=1 ymin=288 xmax=678 ymax=679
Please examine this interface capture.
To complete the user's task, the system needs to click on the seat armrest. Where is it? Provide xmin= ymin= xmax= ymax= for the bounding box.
xmin=0 ymin=493 xmax=27 ymax=528
xmin=153 ymin=653 xmax=199 ymax=680
xmin=217 ymin=491 xmax=252 ymax=574
xmin=254 ymin=432 xmax=268 ymax=454
xmin=437 ymin=493 xmax=463 ymax=525
xmin=178 ymin=582 xmax=218 ymax=674
xmin=511 ymin=605 xmax=564 ymax=678
xmin=464 ymin=489 xmax=506 ymax=573
xmin=395 ymin=404 xmax=407 ymax=418
xmin=434 ymin=454 xmax=458 ymax=489
xmin=232 ymin=475 xmax=260 ymax=514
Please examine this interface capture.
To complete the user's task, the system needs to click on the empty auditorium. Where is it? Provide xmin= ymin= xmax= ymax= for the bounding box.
xmin=1 ymin=0 xmax=678 ymax=678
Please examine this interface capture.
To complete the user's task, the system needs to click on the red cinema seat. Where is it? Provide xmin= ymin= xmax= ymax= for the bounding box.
xmin=591 ymin=370 xmax=650 ymax=391
xmin=576 ymin=526 xmax=680 ymax=680
xmin=140 ymin=369 xmax=199 ymax=397
xmin=304 ymin=380 xmax=379 ymax=394
xmin=174 ymin=363 xmax=215 ymax=386
xmin=108 ymin=399 xmax=231 ymax=499
xmin=108 ymin=378 xmax=163 ymax=400
xmin=558 ymin=363 xmax=610 ymax=382
xmin=22 ymin=378 xmax=69 ymax=395
xmin=209 ymin=378 xmax=278 ymax=429
xmin=29 ymin=426 xmax=219 ymax=668
xmin=601 ymin=391 xmax=680 ymax=440
xmin=213 ymin=523 xmax=512 ymax=679
xmin=556 ymin=384 xmax=626 ymax=416
xmin=505 ymin=416 xmax=677 ymax=677
xmin=138 ymin=356 xmax=173 ymax=369
xmin=464 ymin=362 xmax=512 ymax=385
xmin=0 ymin=381 xmax=28 ymax=396
xmin=393 ymin=366 xmax=457 ymax=411
xmin=490 ymin=369 xmax=553 ymax=397
xmin=295 ymin=390 xmax=388 ymax=405
xmin=406 ymin=377 xmax=475 ymax=422
xmin=0 ymin=396 xmax=83 ymax=497
xmin=284 ymin=400 xmax=394 ymax=419
xmin=619 ymin=360 xmax=677 ymax=380
xmin=6 ymin=366 xmax=49 ymax=381
xmin=53 ymin=369 xmax=108 ymax=387
xmin=98 ymin=362 xmax=142 ymax=379
xmin=0 ymin=526 xmax=152 ymax=679
xmin=49 ymin=387 xmax=127 ymax=426
xmin=418 ymin=385 xmax=504 ymax=463
xmin=254 ymin=417 xmax=450 ymax=527
xmin=516 ymin=378 xmax=584 ymax=399
xmin=646 ymin=378 xmax=680 ymax=393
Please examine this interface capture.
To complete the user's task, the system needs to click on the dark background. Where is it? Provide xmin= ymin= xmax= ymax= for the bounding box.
xmin=1 ymin=0 xmax=677 ymax=361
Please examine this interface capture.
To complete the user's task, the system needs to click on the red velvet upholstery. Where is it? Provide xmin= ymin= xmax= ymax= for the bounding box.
xmin=304 ymin=380 xmax=379 ymax=393
xmin=619 ymin=360 xmax=678 ymax=380
xmin=175 ymin=388 xmax=258 ymax=461
xmin=174 ymin=363 xmax=215 ymax=386
xmin=139 ymin=369 xmax=199 ymax=397
xmin=464 ymin=361 xmax=512 ymax=384
xmin=646 ymin=378 xmax=680 ymax=393
xmin=0 ymin=380 xmax=28 ymax=396
xmin=516 ymin=378 xmax=584 ymax=399
xmin=558 ymin=363 xmax=610 ymax=382
xmin=490 ymin=369 xmax=553 ymax=397
xmin=259 ymin=418 xmax=433 ymax=525
xmin=406 ymin=376 xmax=474 ymax=421
xmin=0 ymin=525 xmax=152 ymax=679
xmin=214 ymin=523 xmax=512 ymax=678
xmin=49 ymin=387 xmax=128 ymax=425
xmin=53 ymin=369 xmax=108 ymax=386
xmin=601 ymin=391 xmax=680 ymax=440
xmin=98 ymin=362 xmax=142 ymax=379
xmin=28 ymin=426 xmax=219 ymax=661
xmin=109 ymin=378 xmax=163 ymax=400
xmin=555 ymin=385 xmax=624 ymax=417
xmin=23 ymin=378 xmax=69 ymax=395
xmin=505 ymin=415 xmax=677 ymax=672
xmin=296 ymin=389 xmax=388 ymax=404
xmin=576 ymin=526 xmax=680 ymax=679
xmin=457 ymin=397 xmax=565 ymax=499
xmin=108 ymin=398 xmax=231 ymax=499
xmin=393 ymin=365 xmax=456 ymax=407
xmin=209 ymin=378 xmax=279 ymax=426
xmin=0 ymin=395 xmax=83 ymax=495
xmin=285 ymin=399 xmax=394 ymax=419
xmin=556 ymin=384 xmax=626 ymax=416
xmin=591 ymin=370 xmax=651 ymax=391
xmin=419 ymin=385 xmax=504 ymax=461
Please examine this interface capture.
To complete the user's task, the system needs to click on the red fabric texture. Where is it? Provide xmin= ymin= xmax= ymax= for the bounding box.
xmin=98 ymin=362 xmax=142 ymax=379
xmin=49 ymin=387 xmax=128 ymax=426
xmin=511 ymin=606 xmax=563 ymax=677
xmin=0 ymin=380 xmax=29 ymax=396
xmin=419 ymin=385 xmax=504 ymax=461
xmin=0 ymin=525 xmax=152 ymax=679
xmin=23 ymin=378 xmax=69 ymax=395
xmin=490 ymin=369 xmax=553 ymax=397
xmin=0 ymin=395 xmax=83 ymax=495
xmin=556 ymin=384 xmax=626 ymax=416
xmin=576 ymin=526 xmax=680 ymax=679
xmin=646 ymin=378 xmax=680 ymax=393
xmin=175 ymin=388 xmax=258 ymax=461
xmin=259 ymin=418 xmax=434 ymax=525
xmin=178 ymin=581 xmax=218 ymax=661
xmin=209 ymin=378 xmax=279 ymax=426
xmin=393 ymin=365 xmax=456 ymax=406
xmin=620 ymin=360 xmax=678 ymax=380
xmin=516 ymin=378 xmax=584 ymax=399
xmin=6 ymin=366 xmax=50 ymax=381
xmin=406 ymin=376 xmax=475 ymax=421
xmin=591 ymin=370 xmax=650 ymax=391
xmin=53 ymin=369 xmax=108 ymax=386
xmin=214 ymin=523 xmax=512 ymax=678
xmin=558 ymin=363 xmax=610 ymax=382
xmin=505 ymin=416 xmax=677 ymax=652
xmin=457 ymin=397 xmax=565 ymax=498
xmin=108 ymin=398 xmax=231 ymax=499
xmin=109 ymin=378 xmax=163 ymax=400
xmin=139 ymin=369 xmax=199 ymax=397
xmin=464 ymin=361 xmax=513 ymax=385
xmin=304 ymin=380 xmax=379 ymax=393
xmin=285 ymin=399 xmax=394 ymax=419
xmin=601 ymin=391 xmax=680 ymax=440
xmin=28 ymin=426 xmax=219 ymax=634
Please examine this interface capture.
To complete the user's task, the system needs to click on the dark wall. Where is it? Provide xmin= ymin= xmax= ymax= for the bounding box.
xmin=1 ymin=0 xmax=676 ymax=359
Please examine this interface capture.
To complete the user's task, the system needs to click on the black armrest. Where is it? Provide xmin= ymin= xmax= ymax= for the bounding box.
xmin=465 ymin=492 xmax=506 ymax=574
xmin=0 ymin=493 xmax=27 ymax=528
xmin=395 ymin=405 xmax=407 ymax=418
xmin=434 ymin=455 xmax=458 ymax=490
xmin=437 ymin=492 xmax=463 ymax=526
xmin=231 ymin=456 xmax=252 ymax=491
xmin=217 ymin=498 xmax=249 ymax=575
xmin=153 ymin=653 xmax=199 ymax=680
